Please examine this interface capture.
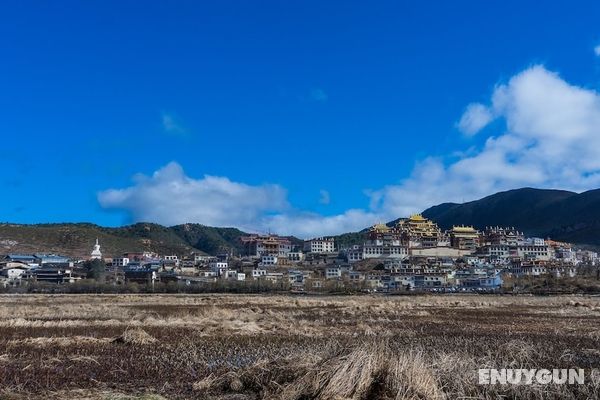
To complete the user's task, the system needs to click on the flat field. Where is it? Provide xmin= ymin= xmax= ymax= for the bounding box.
xmin=1 ymin=293 xmax=600 ymax=399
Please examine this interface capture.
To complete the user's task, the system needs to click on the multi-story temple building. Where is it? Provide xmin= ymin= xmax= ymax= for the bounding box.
xmin=448 ymin=226 xmax=480 ymax=251
xmin=396 ymin=214 xmax=449 ymax=248
xmin=363 ymin=223 xmax=409 ymax=259
xmin=478 ymin=229 xmax=551 ymax=262
xmin=346 ymin=223 xmax=409 ymax=263
xmin=347 ymin=216 xmax=456 ymax=263
xmin=483 ymin=226 xmax=524 ymax=246
xmin=240 ymin=235 xmax=292 ymax=257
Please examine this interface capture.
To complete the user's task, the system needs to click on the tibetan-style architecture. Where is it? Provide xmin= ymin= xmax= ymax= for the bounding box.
xmin=483 ymin=226 xmax=524 ymax=246
xmin=346 ymin=223 xmax=409 ymax=262
xmin=396 ymin=214 xmax=449 ymax=248
xmin=448 ymin=225 xmax=480 ymax=251
xmin=240 ymin=235 xmax=292 ymax=257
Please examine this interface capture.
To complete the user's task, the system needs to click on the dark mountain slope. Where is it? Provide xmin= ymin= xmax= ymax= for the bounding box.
xmin=422 ymin=188 xmax=600 ymax=244
xmin=0 ymin=222 xmax=302 ymax=258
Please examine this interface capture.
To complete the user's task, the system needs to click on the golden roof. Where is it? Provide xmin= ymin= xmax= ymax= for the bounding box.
xmin=371 ymin=223 xmax=390 ymax=232
xmin=451 ymin=225 xmax=477 ymax=232
xmin=409 ymin=214 xmax=425 ymax=221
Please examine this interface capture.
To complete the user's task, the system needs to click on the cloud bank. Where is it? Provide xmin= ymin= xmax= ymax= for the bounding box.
xmin=99 ymin=65 xmax=600 ymax=237
xmin=98 ymin=162 xmax=290 ymax=230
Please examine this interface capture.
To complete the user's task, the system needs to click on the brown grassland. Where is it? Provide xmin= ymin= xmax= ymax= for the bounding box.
xmin=1 ymin=293 xmax=600 ymax=399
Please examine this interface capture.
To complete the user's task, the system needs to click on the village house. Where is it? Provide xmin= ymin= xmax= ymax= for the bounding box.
xmin=304 ymin=237 xmax=335 ymax=253
xmin=251 ymin=268 xmax=267 ymax=279
xmin=4 ymin=254 xmax=40 ymax=267
xmin=223 ymin=270 xmax=245 ymax=281
xmin=23 ymin=266 xmax=83 ymax=284
xmin=348 ymin=271 xmax=365 ymax=282
xmin=287 ymin=251 xmax=305 ymax=262
xmin=193 ymin=253 xmax=213 ymax=264
xmin=460 ymin=274 xmax=503 ymax=290
xmin=209 ymin=261 xmax=229 ymax=276
xmin=259 ymin=255 xmax=278 ymax=267
xmin=483 ymin=226 xmax=524 ymax=246
xmin=240 ymin=235 xmax=292 ymax=257
xmin=264 ymin=272 xmax=284 ymax=283
xmin=509 ymin=261 xmax=548 ymax=276
xmin=547 ymin=265 xmax=577 ymax=278
xmin=163 ymin=255 xmax=179 ymax=266
xmin=174 ymin=263 xmax=197 ymax=276
xmin=122 ymin=252 xmax=159 ymax=262
xmin=112 ymin=257 xmax=130 ymax=267
xmin=412 ymin=274 xmax=447 ymax=288
xmin=0 ymin=263 xmax=30 ymax=286
xmin=124 ymin=268 xmax=159 ymax=284
xmin=199 ymin=270 xmax=218 ymax=278
xmin=325 ymin=266 xmax=342 ymax=279
xmin=576 ymin=250 xmax=598 ymax=266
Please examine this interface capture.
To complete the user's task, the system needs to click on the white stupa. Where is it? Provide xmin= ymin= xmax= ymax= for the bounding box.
xmin=91 ymin=238 xmax=102 ymax=260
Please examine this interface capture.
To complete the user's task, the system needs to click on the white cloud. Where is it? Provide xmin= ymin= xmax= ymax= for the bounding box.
xmin=319 ymin=189 xmax=331 ymax=205
xmin=457 ymin=103 xmax=495 ymax=135
xmin=98 ymin=162 xmax=380 ymax=237
xmin=161 ymin=112 xmax=187 ymax=136
xmin=594 ymin=45 xmax=600 ymax=56
xmin=99 ymin=65 xmax=600 ymax=238
xmin=266 ymin=209 xmax=380 ymax=238
xmin=372 ymin=65 xmax=600 ymax=213
xmin=98 ymin=162 xmax=289 ymax=229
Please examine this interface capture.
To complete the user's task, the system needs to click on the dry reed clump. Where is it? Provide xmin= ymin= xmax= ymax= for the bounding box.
xmin=501 ymin=339 xmax=537 ymax=367
xmin=193 ymin=349 xmax=328 ymax=396
xmin=193 ymin=340 xmax=444 ymax=400
xmin=429 ymin=351 xmax=479 ymax=398
xmin=6 ymin=336 xmax=111 ymax=347
xmin=112 ymin=327 xmax=157 ymax=345
xmin=280 ymin=341 xmax=443 ymax=400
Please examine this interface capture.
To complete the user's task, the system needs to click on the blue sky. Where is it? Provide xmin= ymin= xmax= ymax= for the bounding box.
xmin=2 ymin=1 xmax=600 ymax=237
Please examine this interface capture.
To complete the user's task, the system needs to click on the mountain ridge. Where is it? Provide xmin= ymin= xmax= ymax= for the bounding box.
xmin=3 ymin=187 xmax=600 ymax=256
xmin=421 ymin=187 xmax=600 ymax=245
xmin=0 ymin=222 xmax=293 ymax=258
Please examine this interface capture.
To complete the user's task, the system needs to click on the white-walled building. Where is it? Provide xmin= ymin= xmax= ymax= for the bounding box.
xmin=576 ymin=250 xmax=598 ymax=266
xmin=222 ymin=270 xmax=245 ymax=281
xmin=193 ymin=254 xmax=212 ymax=263
xmin=304 ymin=237 xmax=335 ymax=253
xmin=112 ymin=257 xmax=130 ymax=267
xmin=163 ymin=255 xmax=179 ymax=266
xmin=346 ymin=243 xmax=408 ymax=263
xmin=209 ymin=261 xmax=228 ymax=276
xmin=287 ymin=252 xmax=305 ymax=262
xmin=259 ymin=255 xmax=278 ymax=267
xmin=325 ymin=266 xmax=342 ymax=279
xmin=516 ymin=244 xmax=551 ymax=261
xmin=252 ymin=268 xmax=267 ymax=279
xmin=0 ymin=265 xmax=29 ymax=284
xmin=363 ymin=244 xmax=409 ymax=259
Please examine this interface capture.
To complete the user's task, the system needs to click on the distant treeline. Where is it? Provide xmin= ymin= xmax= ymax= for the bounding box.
xmin=3 ymin=275 xmax=600 ymax=295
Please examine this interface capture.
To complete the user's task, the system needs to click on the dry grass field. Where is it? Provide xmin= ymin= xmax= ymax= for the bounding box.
xmin=1 ymin=293 xmax=600 ymax=399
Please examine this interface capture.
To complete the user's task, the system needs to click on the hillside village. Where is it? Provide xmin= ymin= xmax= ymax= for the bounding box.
xmin=0 ymin=214 xmax=597 ymax=293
